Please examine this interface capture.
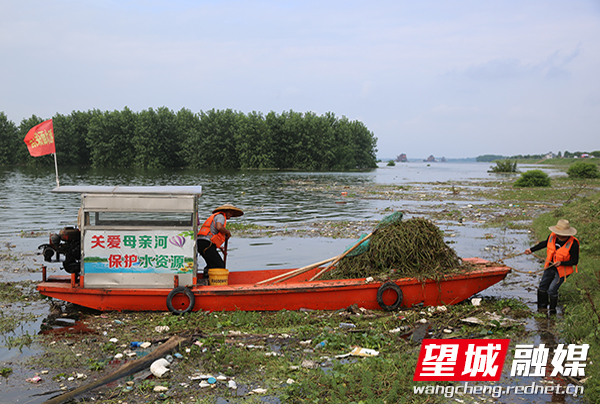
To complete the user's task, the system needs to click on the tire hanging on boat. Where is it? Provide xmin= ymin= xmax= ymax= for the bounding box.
xmin=166 ymin=286 xmax=195 ymax=314
xmin=376 ymin=282 xmax=403 ymax=311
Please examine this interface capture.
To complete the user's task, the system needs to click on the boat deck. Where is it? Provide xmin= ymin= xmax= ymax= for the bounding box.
xmin=37 ymin=258 xmax=511 ymax=312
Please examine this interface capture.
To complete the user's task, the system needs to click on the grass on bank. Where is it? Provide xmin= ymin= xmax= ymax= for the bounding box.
xmin=29 ymin=298 xmax=530 ymax=404
xmin=479 ymin=177 xmax=600 ymax=204
xmin=530 ymin=190 xmax=600 ymax=402
xmin=536 ymin=158 xmax=600 ymax=168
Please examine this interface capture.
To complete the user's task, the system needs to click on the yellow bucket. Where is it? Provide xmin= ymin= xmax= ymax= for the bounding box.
xmin=208 ymin=268 xmax=229 ymax=286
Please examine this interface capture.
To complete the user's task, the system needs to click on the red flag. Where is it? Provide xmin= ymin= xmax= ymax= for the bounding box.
xmin=24 ymin=119 xmax=55 ymax=157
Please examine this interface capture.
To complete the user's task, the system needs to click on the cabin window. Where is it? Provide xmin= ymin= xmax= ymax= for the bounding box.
xmin=85 ymin=211 xmax=194 ymax=227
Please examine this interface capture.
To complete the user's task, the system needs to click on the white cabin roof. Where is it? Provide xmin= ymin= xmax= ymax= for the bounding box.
xmin=51 ymin=185 xmax=203 ymax=195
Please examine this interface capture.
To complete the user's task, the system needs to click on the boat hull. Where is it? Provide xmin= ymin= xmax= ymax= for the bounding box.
xmin=37 ymin=258 xmax=510 ymax=312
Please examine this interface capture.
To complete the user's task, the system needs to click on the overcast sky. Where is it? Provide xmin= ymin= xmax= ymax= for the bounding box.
xmin=1 ymin=1 xmax=599 ymax=159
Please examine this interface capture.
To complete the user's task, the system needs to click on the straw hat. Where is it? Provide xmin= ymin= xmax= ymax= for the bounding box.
xmin=213 ymin=203 xmax=244 ymax=217
xmin=549 ymin=219 xmax=577 ymax=236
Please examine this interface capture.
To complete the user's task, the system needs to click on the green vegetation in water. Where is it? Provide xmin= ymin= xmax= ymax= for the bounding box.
xmin=0 ymin=281 xmax=42 ymax=303
xmin=4 ymin=333 xmax=35 ymax=350
xmin=386 ymin=160 xmax=395 ymax=166
xmin=323 ymin=218 xmax=467 ymax=281
xmin=0 ymin=311 xmax=38 ymax=334
xmin=19 ymin=229 xmax=46 ymax=238
xmin=0 ymin=368 xmax=12 ymax=377
xmin=514 ymin=170 xmax=551 ymax=187
xmin=488 ymin=159 xmax=518 ymax=173
xmin=530 ymin=191 xmax=600 ymax=403
xmin=0 ymin=281 xmax=44 ymax=335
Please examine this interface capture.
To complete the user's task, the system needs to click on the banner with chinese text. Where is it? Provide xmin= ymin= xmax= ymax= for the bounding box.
xmin=83 ymin=230 xmax=194 ymax=274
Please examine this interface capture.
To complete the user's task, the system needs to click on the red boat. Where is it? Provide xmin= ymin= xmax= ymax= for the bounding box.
xmin=37 ymin=258 xmax=510 ymax=313
xmin=35 ymin=186 xmax=511 ymax=313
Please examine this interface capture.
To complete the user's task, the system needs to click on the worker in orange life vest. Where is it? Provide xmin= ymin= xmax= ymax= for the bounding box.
xmin=525 ymin=219 xmax=579 ymax=314
xmin=197 ymin=204 xmax=244 ymax=279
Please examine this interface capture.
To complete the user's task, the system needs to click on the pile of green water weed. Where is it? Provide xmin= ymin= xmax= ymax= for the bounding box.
xmin=323 ymin=217 xmax=467 ymax=281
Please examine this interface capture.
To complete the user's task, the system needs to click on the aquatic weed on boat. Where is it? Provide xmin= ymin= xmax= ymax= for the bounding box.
xmin=344 ymin=212 xmax=405 ymax=257
xmin=323 ymin=217 xmax=468 ymax=281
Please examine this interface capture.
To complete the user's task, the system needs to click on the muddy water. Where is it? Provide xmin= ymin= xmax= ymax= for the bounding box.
xmin=0 ymin=163 xmax=582 ymax=403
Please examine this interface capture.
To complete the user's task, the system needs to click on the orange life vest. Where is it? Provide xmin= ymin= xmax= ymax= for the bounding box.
xmin=546 ymin=233 xmax=579 ymax=279
xmin=197 ymin=212 xmax=227 ymax=247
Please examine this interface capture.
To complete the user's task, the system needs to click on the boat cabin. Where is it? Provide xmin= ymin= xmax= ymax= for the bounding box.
xmin=50 ymin=186 xmax=202 ymax=289
xmin=38 ymin=186 xmax=511 ymax=314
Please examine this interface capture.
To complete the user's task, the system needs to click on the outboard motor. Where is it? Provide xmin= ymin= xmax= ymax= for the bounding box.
xmin=39 ymin=227 xmax=81 ymax=274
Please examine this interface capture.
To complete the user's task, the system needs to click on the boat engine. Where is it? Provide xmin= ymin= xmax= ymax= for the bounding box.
xmin=39 ymin=227 xmax=81 ymax=274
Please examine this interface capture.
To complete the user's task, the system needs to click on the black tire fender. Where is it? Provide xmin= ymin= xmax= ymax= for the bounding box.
xmin=166 ymin=286 xmax=195 ymax=315
xmin=376 ymin=282 xmax=403 ymax=311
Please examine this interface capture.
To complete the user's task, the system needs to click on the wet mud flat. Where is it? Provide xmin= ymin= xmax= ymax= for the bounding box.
xmin=0 ymin=297 xmax=536 ymax=404
xmin=0 ymin=294 xmax=584 ymax=404
xmin=0 ymin=175 xmax=596 ymax=403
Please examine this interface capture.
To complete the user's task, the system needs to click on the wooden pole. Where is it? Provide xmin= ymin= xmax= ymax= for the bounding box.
xmin=43 ymin=335 xmax=189 ymax=404
xmin=53 ymin=153 xmax=60 ymax=188
xmin=222 ymin=238 xmax=229 ymax=266
xmin=256 ymin=256 xmax=338 ymax=285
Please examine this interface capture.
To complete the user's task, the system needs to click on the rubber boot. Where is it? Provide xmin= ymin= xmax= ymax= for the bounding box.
xmin=549 ymin=295 xmax=558 ymax=314
xmin=537 ymin=290 xmax=549 ymax=311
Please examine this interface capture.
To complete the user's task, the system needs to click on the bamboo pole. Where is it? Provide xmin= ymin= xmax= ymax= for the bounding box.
xmin=256 ymin=256 xmax=338 ymax=285
xmin=309 ymin=232 xmax=375 ymax=281
xmin=272 ymin=258 xmax=336 ymax=284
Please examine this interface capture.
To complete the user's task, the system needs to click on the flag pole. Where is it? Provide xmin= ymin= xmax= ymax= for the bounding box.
xmin=53 ymin=153 xmax=60 ymax=188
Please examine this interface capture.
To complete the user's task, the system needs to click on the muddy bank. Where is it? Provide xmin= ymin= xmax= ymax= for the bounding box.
xmin=3 ymin=297 xmax=535 ymax=404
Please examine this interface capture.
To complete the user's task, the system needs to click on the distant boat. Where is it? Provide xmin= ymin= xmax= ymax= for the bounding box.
xmin=422 ymin=155 xmax=446 ymax=162
xmin=395 ymin=153 xmax=408 ymax=162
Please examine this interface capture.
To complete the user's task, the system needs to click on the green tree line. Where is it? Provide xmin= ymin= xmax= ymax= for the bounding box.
xmin=0 ymin=108 xmax=378 ymax=170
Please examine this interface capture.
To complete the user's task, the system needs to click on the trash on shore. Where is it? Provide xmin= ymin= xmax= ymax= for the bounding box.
xmin=461 ymin=312 xmax=523 ymax=328
xmin=336 ymin=347 xmax=380 ymax=358
xmin=150 ymin=358 xmax=171 ymax=378
xmin=26 ymin=376 xmax=42 ymax=383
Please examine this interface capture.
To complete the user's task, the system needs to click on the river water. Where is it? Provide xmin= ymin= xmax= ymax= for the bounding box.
xmin=0 ymin=162 xmax=583 ymax=403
